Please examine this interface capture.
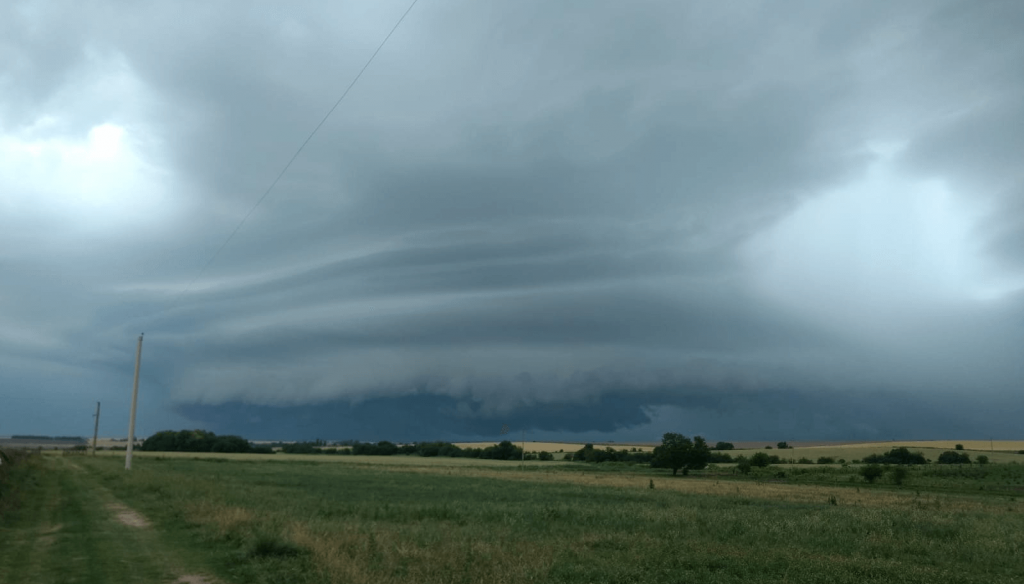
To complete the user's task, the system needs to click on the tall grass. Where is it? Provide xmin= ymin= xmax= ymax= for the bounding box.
xmin=73 ymin=455 xmax=1024 ymax=584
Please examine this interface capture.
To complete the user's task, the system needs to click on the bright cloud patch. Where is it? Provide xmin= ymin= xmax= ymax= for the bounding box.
xmin=0 ymin=121 xmax=172 ymax=230
xmin=744 ymin=143 xmax=1001 ymax=337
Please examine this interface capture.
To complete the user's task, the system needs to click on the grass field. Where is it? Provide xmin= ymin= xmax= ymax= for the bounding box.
xmin=3 ymin=449 xmax=1024 ymax=583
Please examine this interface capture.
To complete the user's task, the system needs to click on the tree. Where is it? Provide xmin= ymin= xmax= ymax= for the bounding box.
xmin=736 ymin=458 xmax=752 ymax=474
xmin=750 ymin=452 xmax=773 ymax=467
xmin=955 ymin=444 xmax=964 ymax=451
xmin=709 ymin=452 xmax=734 ymax=463
xmin=976 ymin=455 xmax=989 ymax=465
xmin=862 ymin=447 xmax=926 ymax=465
xmin=713 ymin=441 xmax=734 ymax=451
xmin=140 ymin=429 xmax=252 ymax=453
xmin=777 ymin=442 xmax=790 ymax=450
xmin=651 ymin=433 xmax=710 ymax=476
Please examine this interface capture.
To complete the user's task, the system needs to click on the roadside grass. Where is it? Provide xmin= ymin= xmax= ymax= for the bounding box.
xmin=70 ymin=454 xmax=1024 ymax=584
xmin=0 ymin=453 xmax=222 ymax=584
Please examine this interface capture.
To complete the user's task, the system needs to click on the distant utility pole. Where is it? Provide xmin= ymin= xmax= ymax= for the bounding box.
xmin=125 ymin=333 xmax=144 ymax=471
xmin=521 ymin=428 xmax=525 ymax=469
xmin=91 ymin=401 xmax=101 ymax=456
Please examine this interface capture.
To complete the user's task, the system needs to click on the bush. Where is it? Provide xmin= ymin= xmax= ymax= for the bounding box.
xmin=538 ymin=451 xmax=554 ymax=461
xmin=955 ymin=444 xmax=964 ymax=450
xmin=777 ymin=442 xmax=790 ymax=450
xmin=798 ymin=457 xmax=813 ymax=464
xmin=713 ymin=441 xmax=734 ymax=451
xmin=937 ymin=451 xmax=971 ymax=464
xmin=976 ymin=455 xmax=989 ymax=465
xmin=817 ymin=457 xmax=835 ymax=464
xmin=860 ymin=464 xmax=884 ymax=483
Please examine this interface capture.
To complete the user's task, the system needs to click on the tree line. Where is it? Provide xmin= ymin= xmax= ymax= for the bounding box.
xmin=140 ymin=430 xmax=989 ymax=472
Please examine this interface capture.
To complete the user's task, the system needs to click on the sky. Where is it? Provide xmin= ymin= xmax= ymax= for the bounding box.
xmin=1 ymin=0 xmax=1022 ymax=443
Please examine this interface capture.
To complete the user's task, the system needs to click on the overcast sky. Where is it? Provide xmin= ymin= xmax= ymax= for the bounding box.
xmin=2 ymin=1 xmax=1022 ymax=443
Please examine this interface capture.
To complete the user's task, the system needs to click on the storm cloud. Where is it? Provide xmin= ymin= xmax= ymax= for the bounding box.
xmin=2 ymin=1 xmax=1022 ymax=441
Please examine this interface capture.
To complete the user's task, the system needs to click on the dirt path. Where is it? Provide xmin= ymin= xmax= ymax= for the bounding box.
xmin=0 ymin=456 xmax=221 ymax=584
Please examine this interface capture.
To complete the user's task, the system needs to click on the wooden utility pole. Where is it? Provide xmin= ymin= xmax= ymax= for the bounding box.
xmin=521 ymin=429 xmax=525 ymax=469
xmin=125 ymin=333 xmax=144 ymax=470
xmin=91 ymin=402 xmax=101 ymax=456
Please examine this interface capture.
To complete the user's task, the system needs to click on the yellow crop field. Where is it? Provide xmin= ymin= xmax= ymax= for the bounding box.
xmin=728 ymin=441 xmax=1024 ymax=465
xmin=453 ymin=441 xmax=655 ymax=453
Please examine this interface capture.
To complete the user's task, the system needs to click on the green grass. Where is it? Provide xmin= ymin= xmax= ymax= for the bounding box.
xmin=0 ymin=453 xmax=224 ymax=583
xmin=5 ymin=451 xmax=1024 ymax=583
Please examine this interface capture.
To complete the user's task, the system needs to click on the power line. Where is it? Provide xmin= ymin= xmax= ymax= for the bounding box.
xmin=170 ymin=0 xmax=419 ymax=310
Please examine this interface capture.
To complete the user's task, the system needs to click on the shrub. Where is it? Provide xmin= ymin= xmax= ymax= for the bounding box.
xmin=798 ymin=457 xmax=813 ymax=464
xmin=538 ymin=451 xmax=554 ymax=461
xmin=817 ymin=457 xmax=835 ymax=464
xmin=976 ymin=455 xmax=989 ymax=465
xmin=860 ymin=464 xmax=884 ymax=483
xmin=714 ymin=441 xmax=735 ymax=451
xmin=777 ymin=442 xmax=790 ymax=450
xmin=838 ymin=458 xmax=846 ymax=464
xmin=937 ymin=451 xmax=971 ymax=464
xmin=955 ymin=444 xmax=964 ymax=451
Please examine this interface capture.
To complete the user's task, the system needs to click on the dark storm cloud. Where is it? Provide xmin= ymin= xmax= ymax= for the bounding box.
xmin=2 ymin=1 xmax=1023 ymax=439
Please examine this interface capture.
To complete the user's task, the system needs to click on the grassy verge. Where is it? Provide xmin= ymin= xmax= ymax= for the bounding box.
xmin=74 ymin=455 xmax=1024 ymax=584
xmin=0 ymin=453 xmax=223 ymax=584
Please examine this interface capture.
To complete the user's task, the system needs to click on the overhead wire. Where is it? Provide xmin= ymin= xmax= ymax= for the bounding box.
xmin=166 ymin=0 xmax=420 ymax=313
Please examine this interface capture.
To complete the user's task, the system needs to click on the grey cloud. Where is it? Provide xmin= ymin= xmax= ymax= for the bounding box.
xmin=2 ymin=1 xmax=1023 ymax=440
